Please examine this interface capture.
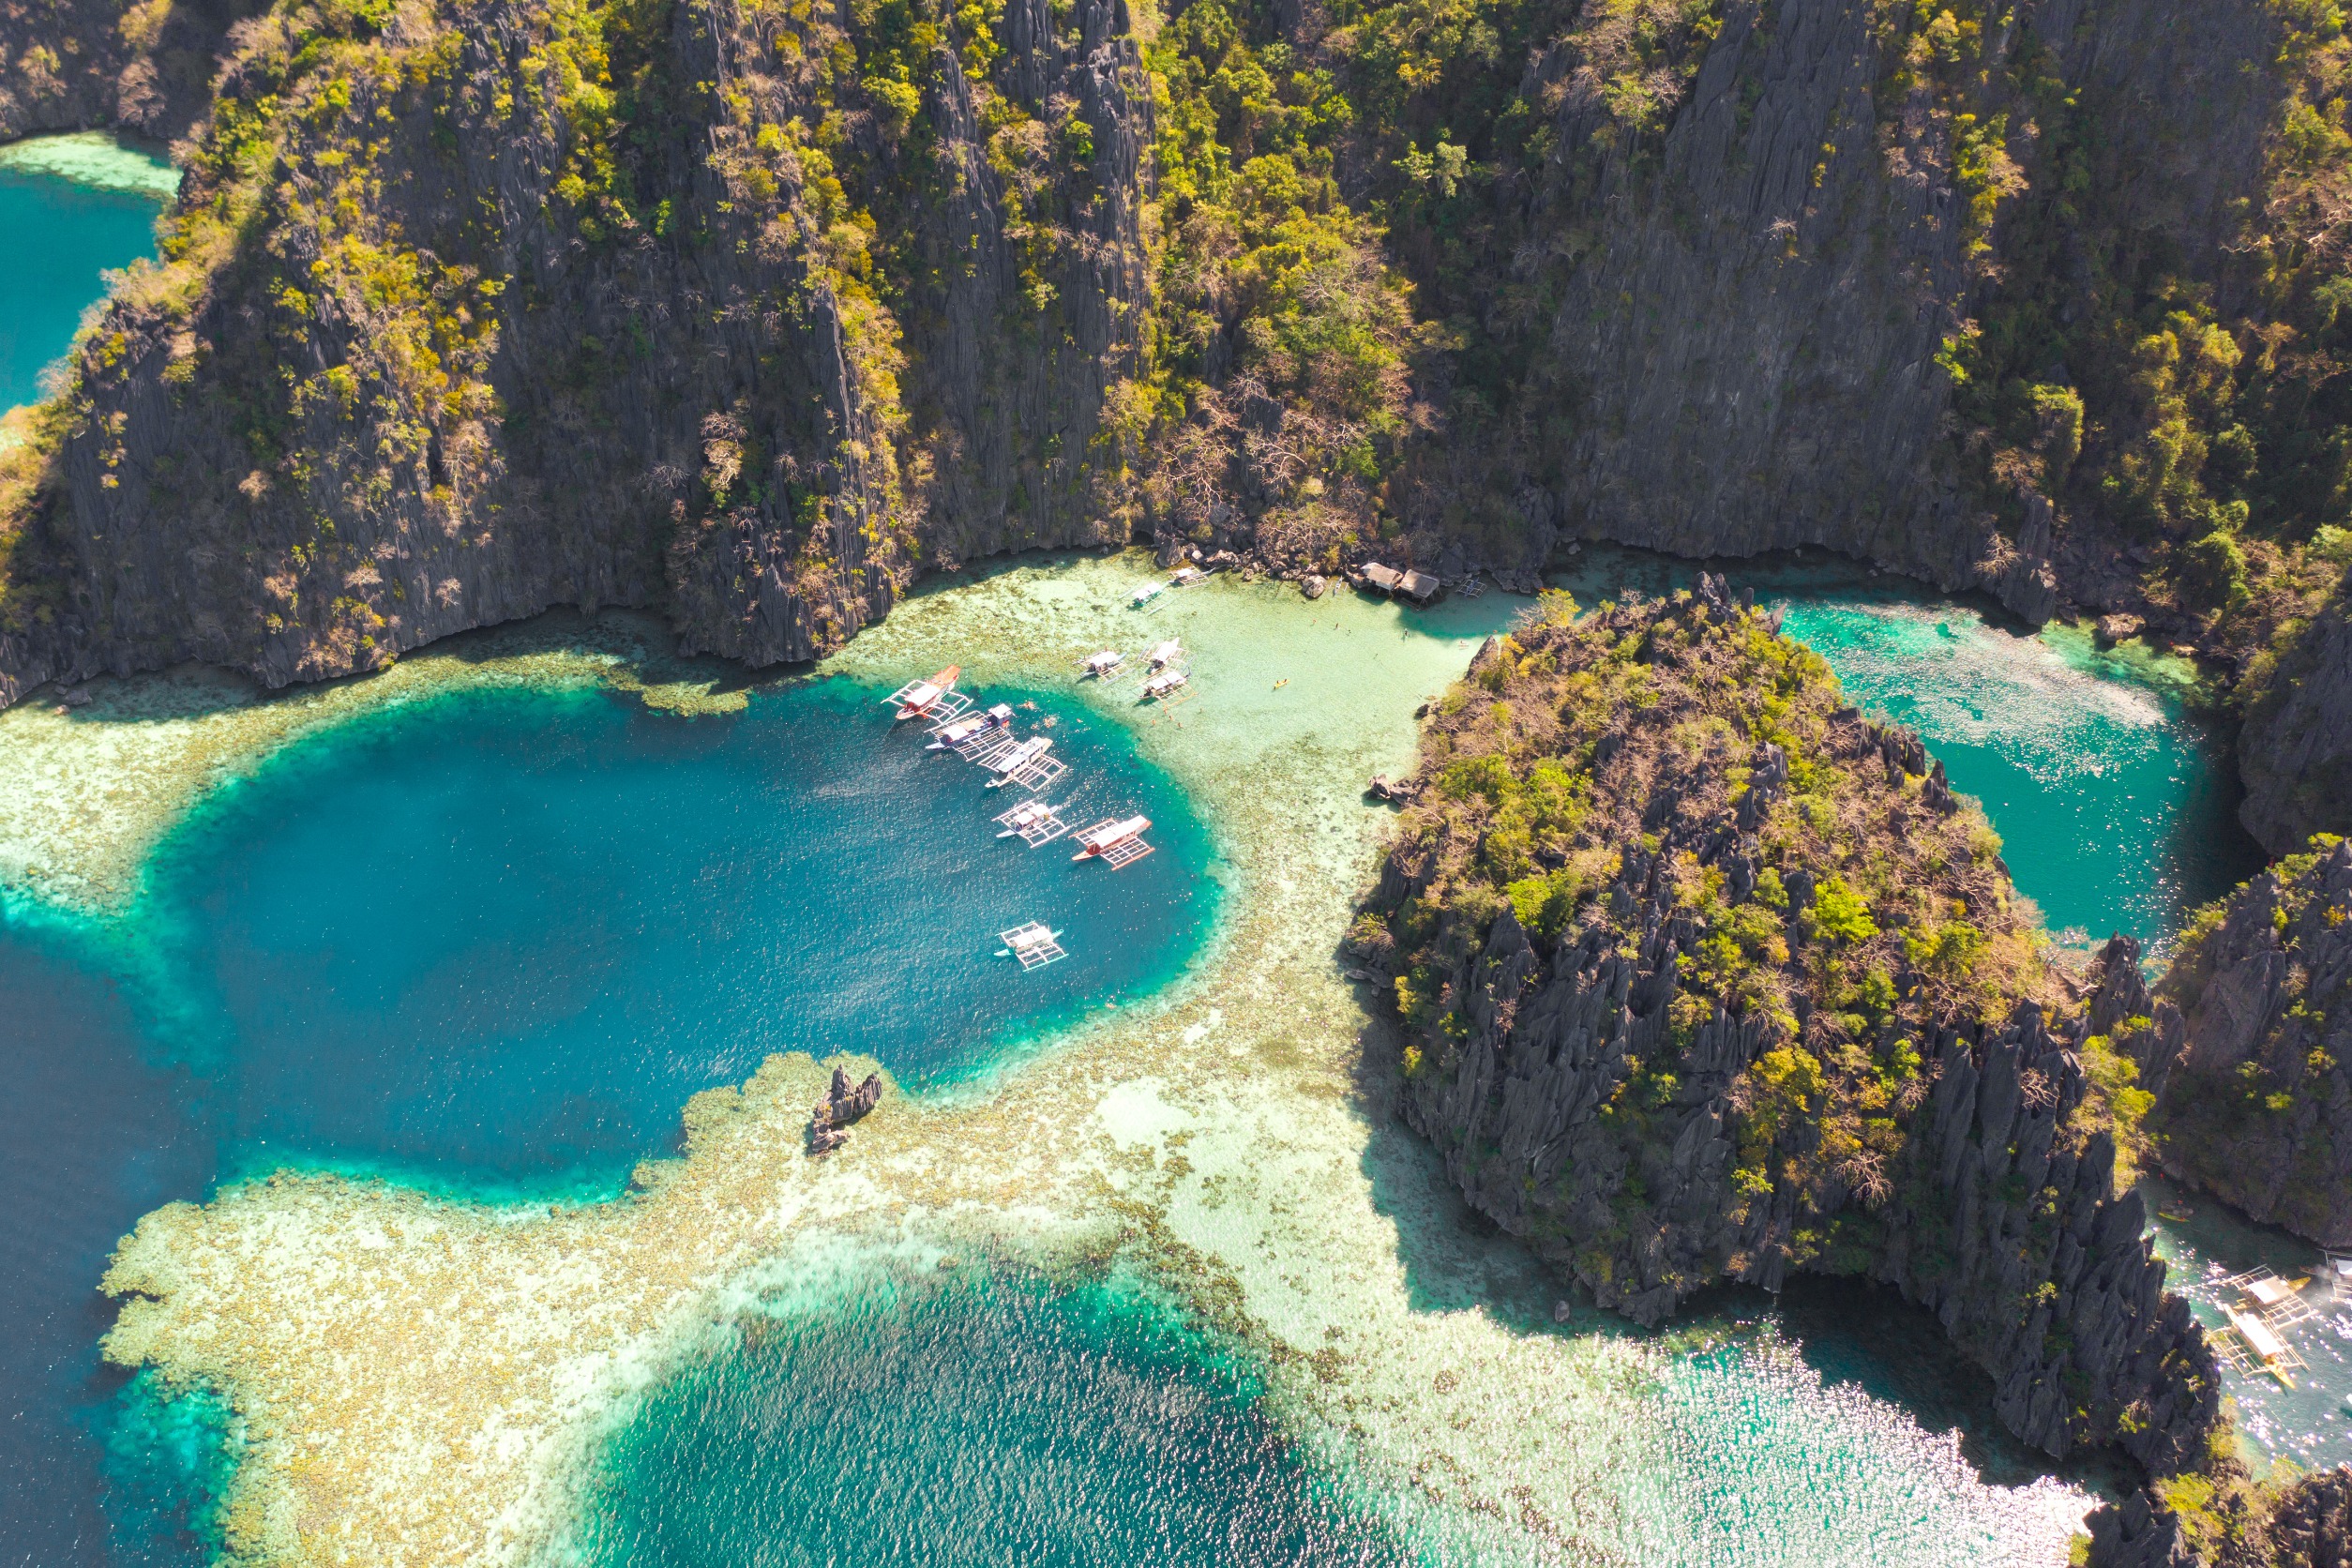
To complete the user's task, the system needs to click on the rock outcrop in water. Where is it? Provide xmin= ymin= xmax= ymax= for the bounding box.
xmin=1359 ymin=578 xmax=2219 ymax=1470
xmin=2113 ymin=837 xmax=2352 ymax=1248
xmin=0 ymin=0 xmax=1147 ymax=704
xmin=809 ymin=1064 xmax=883 ymax=1154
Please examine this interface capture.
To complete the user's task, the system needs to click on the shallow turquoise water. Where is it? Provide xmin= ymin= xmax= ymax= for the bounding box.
xmin=0 ymin=674 xmax=1216 ymax=1565
xmin=2139 ymin=1176 xmax=2352 ymax=1473
xmin=566 ymin=1265 xmax=1406 ymax=1567
xmin=0 ymin=138 xmax=171 ymax=410
xmin=1549 ymin=550 xmax=2261 ymax=950
xmin=139 ymin=678 xmax=1216 ymax=1196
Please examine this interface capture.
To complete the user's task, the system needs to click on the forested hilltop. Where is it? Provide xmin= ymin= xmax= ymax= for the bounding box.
xmin=1352 ymin=578 xmax=2346 ymax=1568
xmin=0 ymin=0 xmax=2347 ymax=840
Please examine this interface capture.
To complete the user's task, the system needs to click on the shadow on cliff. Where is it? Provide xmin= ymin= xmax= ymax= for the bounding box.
xmin=1341 ymin=988 xmax=2135 ymax=1501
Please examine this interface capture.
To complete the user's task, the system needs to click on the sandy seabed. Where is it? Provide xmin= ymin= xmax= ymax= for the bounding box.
xmin=18 ymin=555 xmax=2094 ymax=1566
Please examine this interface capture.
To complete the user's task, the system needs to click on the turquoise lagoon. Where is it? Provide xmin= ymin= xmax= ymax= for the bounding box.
xmin=566 ymin=1264 xmax=1407 ymax=1567
xmin=0 ymin=674 xmax=1216 ymax=1566
xmin=0 ymin=128 xmax=2301 ymax=1560
xmin=0 ymin=133 xmax=174 ymax=413
xmin=1549 ymin=549 xmax=2263 ymax=950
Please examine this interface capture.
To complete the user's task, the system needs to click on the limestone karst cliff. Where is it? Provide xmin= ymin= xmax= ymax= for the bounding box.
xmin=2088 ymin=1461 xmax=2352 ymax=1568
xmin=1356 ymin=577 xmax=2219 ymax=1471
xmin=2092 ymin=837 xmax=2352 ymax=1249
xmin=0 ymin=0 xmax=1151 ymax=703
xmin=3 ymin=0 xmax=2349 ymax=790
xmin=2239 ymin=606 xmax=2352 ymax=857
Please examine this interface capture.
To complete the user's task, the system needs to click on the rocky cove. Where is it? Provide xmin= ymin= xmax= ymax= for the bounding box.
xmin=0 ymin=551 xmax=2272 ymax=1568
xmin=0 ymin=0 xmax=2347 ymax=856
xmin=1 ymin=0 xmax=2350 ymax=1553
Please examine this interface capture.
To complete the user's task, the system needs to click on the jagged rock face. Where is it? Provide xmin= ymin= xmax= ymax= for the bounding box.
xmin=0 ymin=0 xmax=1147 ymax=705
xmin=2144 ymin=838 xmax=2352 ymax=1248
xmin=2088 ymin=1465 xmax=2352 ymax=1568
xmin=1367 ymin=579 xmax=2218 ymax=1470
xmin=0 ymin=0 xmax=262 ymax=143
xmin=1394 ymin=0 xmax=2285 ymax=624
xmin=2239 ymin=604 xmax=2352 ymax=856
xmin=2258 ymin=1467 xmax=2352 ymax=1568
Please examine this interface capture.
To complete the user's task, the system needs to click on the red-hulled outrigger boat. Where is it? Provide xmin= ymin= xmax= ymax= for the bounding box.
xmin=886 ymin=665 xmax=961 ymax=720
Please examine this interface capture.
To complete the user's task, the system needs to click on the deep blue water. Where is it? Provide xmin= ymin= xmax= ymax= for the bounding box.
xmin=568 ymin=1267 xmax=1406 ymax=1567
xmin=143 ymin=680 xmax=1214 ymax=1193
xmin=0 ymin=677 xmax=1216 ymax=1566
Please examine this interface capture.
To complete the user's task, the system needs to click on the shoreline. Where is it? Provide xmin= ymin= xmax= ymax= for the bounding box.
xmin=86 ymin=554 xmax=2101 ymax=1564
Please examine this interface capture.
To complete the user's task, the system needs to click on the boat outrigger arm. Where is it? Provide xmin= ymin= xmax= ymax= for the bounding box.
xmin=1073 ymin=815 xmax=1154 ymax=868
xmin=884 ymin=666 xmax=962 ymax=719
xmin=928 ymin=702 xmax=1014 ymax=749
xmin=986 ymin=736 xmax=1053 ymax=785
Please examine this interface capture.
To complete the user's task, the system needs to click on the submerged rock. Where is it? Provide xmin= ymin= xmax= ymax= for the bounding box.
xmin=1366 ymin=579 xmax=2218 ymax=1471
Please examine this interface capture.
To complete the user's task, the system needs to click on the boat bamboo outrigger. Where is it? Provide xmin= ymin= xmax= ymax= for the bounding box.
xmin=927 ymin=702 xmax=1013 ymax=750
xmin=1130 ymin=581 xmax=1165 ymax=608
xmin=1147 ymin=639 xmax=1183 ymax=670
xmin=1139 ymin=669 xmax=1188 ymax=701
xmin=981 ymin=736 xmax=1067 ymax=792
xmin=1072 ymin=815 xmax=1154 ymax=868
xmin=994 ymin=798 xmax=1073 ymax=847
xmin=884 ymin=666 xmax=963 ymax=720
xmin=997 ymin=922 xmax=1067 ymax=971
xmin=1078 ymin=650 xmax=1125 ymax=678
xmin=1169 ymin=565 xmax=1206 ymax=587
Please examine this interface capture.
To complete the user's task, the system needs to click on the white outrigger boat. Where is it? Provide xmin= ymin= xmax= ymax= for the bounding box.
xmin=928 ymin=702 xmax=1014 ymax=749
xmin=994 ymin=797 xmax=1074 ymax=844
xmin=985 ymin=736 xmax=1053 ymax=787
xmin=1078 ymin=649 xmax=1125 ymax=678
xmin=1072 ymin=814 xmax=1154 ymax=868
xmin=995 ymin=798 xmax=1061 ymax=837
xmin=1169 ymin=565 xmax=1206 ymax=587
xmin=1139 ymin=669 xmax=1188 ymax=701
xmin=997 ymin=921 xmax=1067 ymax=970
xmin=1147 ymin=639 xmax=1183 ymax=670
xmin=1130 ymin=580 xmax=1165 ymax=608
xmin=884 ymin=665 xmax=961 ymax=720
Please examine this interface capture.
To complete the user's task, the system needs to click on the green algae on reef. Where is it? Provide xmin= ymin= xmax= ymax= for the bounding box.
xmin=94 ymin=556 xmax=2098 ymax=1567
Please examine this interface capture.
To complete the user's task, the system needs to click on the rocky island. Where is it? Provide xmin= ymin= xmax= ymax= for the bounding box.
xmin=2088 ymin=839 xmax=2352 ymax=1252
xmin=1357 ymin=576 xmax=2217 ymax=1473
